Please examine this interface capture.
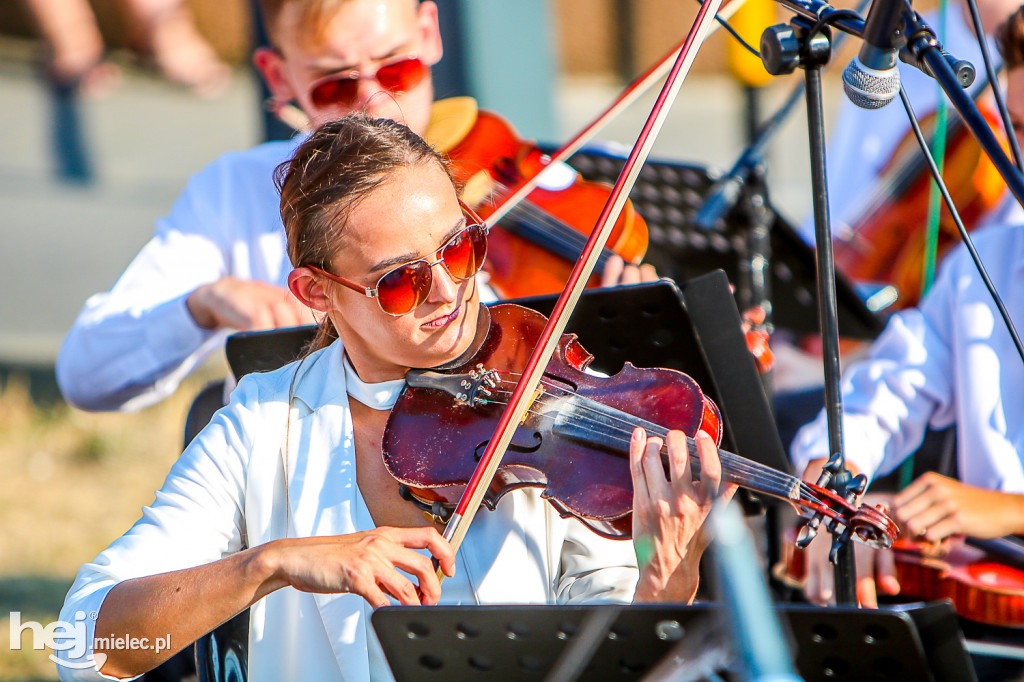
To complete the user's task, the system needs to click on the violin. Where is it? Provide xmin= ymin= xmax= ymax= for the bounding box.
xmin=775 ymin=531 xmax=1024 ymax=627
xmin=894 ymin=538 xmax=1024 ymax=627
xmin=833 ymin=96 xmax=1008 ymax=309
xmin=443 ymin=104 xmax=649 ymax=300
xmin=382 ymin=303 xmax=895 ymax=545
xmin=439 ymin=102 xmax=772 ymax=372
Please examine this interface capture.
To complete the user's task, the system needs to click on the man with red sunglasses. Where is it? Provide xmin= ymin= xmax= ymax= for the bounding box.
xmin=56 ymin=0 xmax=654 ymax=413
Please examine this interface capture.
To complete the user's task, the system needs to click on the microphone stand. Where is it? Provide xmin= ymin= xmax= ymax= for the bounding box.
xmin=762 ymin=0 xmax=1024 ymax=609
xmin=903 ymin=11 xmax=1024 ymax=206
xmin=760 ymin=6 xmax=869 ymax=606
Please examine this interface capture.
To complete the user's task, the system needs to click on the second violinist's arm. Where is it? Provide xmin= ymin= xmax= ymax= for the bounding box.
xmin=893 ymin=473 xmax=1024 ymax=541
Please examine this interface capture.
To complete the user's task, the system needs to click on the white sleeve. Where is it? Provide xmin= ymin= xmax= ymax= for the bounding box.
xmin=55 ymin=377 xmax=261 ymax=679
xmin=55 ymin=163 xmax=233 ymax=412
xmin=555 ymin=519 xmax=639 ymax=604
xmin=790 ymin=269 xmax=957 ymax=481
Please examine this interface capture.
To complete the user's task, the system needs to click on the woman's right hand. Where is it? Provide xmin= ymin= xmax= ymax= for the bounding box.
xmin=262 ymin=527 xmax=456 ymax=608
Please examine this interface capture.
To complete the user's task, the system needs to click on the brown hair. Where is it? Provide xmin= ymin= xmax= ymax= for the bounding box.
xmin=276 ymin=115 xmax=451 ymax=350
xmin=998 ymin=5 xmax=1024 ymax=70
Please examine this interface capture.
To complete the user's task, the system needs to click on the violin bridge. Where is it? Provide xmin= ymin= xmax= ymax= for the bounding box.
xmin=522 ymin=385 xmax=545 ymax=425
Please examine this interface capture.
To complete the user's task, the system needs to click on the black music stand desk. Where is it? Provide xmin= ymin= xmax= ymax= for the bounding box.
xmin=372 ymin=601 xmax=974 ymax=682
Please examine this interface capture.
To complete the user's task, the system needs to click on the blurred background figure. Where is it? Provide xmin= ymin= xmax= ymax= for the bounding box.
xmin=22 ymin=0 xmax=230 ymax=97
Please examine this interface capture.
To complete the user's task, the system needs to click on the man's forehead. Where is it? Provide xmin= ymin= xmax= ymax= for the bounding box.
xmin=276 ymin=0 xmax=420 ymax=52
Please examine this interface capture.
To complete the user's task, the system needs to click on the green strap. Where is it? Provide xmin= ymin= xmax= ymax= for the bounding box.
xmin=900 ymin=0 xmax=949 ymax=490
xmin=922 ymin=1 xmax=950 ymax=297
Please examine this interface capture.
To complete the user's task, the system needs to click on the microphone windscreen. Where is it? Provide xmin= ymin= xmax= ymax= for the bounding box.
xmin=842 ymin=58 xmax=900 ymax=109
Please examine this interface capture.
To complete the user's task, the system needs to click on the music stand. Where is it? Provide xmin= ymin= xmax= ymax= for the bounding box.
xmin=372 ymin=601 xmax=974 ymax=681
xmin=561 ymin=147 xmax=885 ymax=340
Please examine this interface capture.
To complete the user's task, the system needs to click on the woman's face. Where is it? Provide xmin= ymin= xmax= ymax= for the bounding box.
xmin=323 ymin=161 xmax=482 ymax=382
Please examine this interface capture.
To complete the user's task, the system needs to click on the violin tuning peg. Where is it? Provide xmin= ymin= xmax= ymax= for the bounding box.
xmin=796 ymin=515 xmax=822 ymax=548
xmin=849 ymin=474 xmax=868 ymax=498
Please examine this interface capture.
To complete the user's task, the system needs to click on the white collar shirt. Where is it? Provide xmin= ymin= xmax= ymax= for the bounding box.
xmin=56 ymin=339 xmax=639 ymax=681
xmin=791 ymin=222 xmax=1024 ymax=492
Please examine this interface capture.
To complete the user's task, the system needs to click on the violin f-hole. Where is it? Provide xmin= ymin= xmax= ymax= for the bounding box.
xmin=474 ymin=432 xmax=544 ymax=462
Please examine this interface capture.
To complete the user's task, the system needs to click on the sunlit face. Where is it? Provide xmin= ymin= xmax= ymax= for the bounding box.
xmin=321 ymin=161 xmax=481 ymax=381
xmin=270 ymin=0 xmax=441 ymax=133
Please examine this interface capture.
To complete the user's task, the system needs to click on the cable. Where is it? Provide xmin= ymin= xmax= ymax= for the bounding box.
xmin=898 ymin=85 xmax=1024 ymax=368
xmin=963 ymin=0 xmax=1024 ymax=171
xmin=715 ymin=11 xmax=762 ymax=59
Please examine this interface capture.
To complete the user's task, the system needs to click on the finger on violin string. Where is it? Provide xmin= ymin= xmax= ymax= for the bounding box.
xmin=630 ymin=427 xmax=653 ymax=501
xmin=692 ymin=430 xmax=723 ymax=499
xmin=618 ymin=264 xmax=643 ymax=285
xmin=641 ymin=432 xmax=670 ymax=498
xmin=664 ymin=430 xmax=695 ymax=496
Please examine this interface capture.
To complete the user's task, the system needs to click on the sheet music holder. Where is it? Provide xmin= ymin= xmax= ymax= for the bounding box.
xmin=372 ymin=601 xmax=974 ymax=682
xmin=561 ymin=147 xmax=886 ymax=340
xmin=225 ymin=277 xmax=788 ymax=475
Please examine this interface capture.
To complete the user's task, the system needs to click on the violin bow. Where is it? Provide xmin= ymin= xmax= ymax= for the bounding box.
xmin=438 ymin=0 xmax=727 ymax=575
xmin=484 ymin=0 xmax=748 ymax=228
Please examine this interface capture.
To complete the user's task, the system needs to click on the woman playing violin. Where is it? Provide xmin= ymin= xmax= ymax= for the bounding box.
xmin=790 ymin=6 xmax=1024 ymax=612
xmin=57 ymin=116 xmax=732 ymax=681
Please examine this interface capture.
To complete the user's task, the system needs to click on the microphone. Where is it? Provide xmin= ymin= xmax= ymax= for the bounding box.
xmin=842 ymin=0 xmax=906 ymax=109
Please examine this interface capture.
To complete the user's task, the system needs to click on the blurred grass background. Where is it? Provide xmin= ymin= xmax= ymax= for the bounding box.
xmin=0 ymin=364 xmax=224 ymax=681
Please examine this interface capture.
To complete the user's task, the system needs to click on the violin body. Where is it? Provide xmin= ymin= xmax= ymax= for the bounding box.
xmin=446 ymin=109 xmax=649 ymax=299
xmin=382 ymin=304 xmax=719 ymax=539
xmin=893 ymin=538 xmax=1024 ymax=628
xmin=383 ymin=304 xmax=897 ymax=547
xmin=834 ymin=103 xmax=1007 ymax=308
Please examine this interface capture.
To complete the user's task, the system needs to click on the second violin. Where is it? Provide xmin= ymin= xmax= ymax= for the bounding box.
xmin=438 ymin=100 xmax=649 ymax=299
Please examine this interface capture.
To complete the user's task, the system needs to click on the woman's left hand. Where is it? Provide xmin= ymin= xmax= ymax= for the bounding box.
xmin=630 ymin=427 xmax=735 ymax=603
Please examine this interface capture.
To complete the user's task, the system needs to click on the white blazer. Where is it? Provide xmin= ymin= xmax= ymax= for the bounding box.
xmin=57 ymin=339 xmax=639 ymax=681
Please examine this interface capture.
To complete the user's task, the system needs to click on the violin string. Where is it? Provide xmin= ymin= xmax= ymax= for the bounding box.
xmin=481 ymin=372 xmax=807 ymax=495
xmin=480 ymin=374 xmax=802 ymax=494
xmin=474 ymin=377 xmax=809 ymax=501
xmin=486 ymin=180 xmax=618 ymax=265
xmin=505 ymin=202 xmax=614 ymax=266
xmin=463 ymin=368 xmax=820 ymax=503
